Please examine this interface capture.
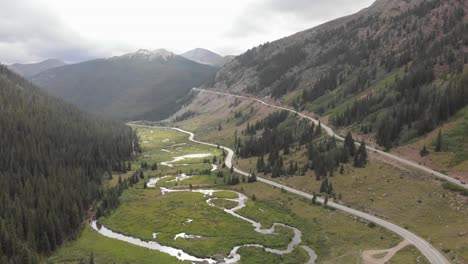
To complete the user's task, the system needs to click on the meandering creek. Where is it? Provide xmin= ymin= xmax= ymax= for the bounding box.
xmin=160 ymin=153 xmax=212 ymax=168
xmin=91 ymin=151 xmax=317 ymax=263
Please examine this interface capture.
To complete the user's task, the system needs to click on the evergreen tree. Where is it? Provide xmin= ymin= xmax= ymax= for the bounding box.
xmin=248 ymin=172 xmax=257 ymax=183
xmin=315 ymin=121 xmax=322 ymax=137
xmin=256 ymin=156 xmax=265 ymax=172
xmin=288 ymin=160 xmax=294 ymax=175
xmin=354 ymin=141 xmax=368 ymax=168
xmin=320 ymin=177 xmax=329 ymax=193
xmin=435 ymin=129 xmax=442 ymax=152
xmin=40 ymin=232 xmax=51 ymax=254
xmin=89 ymin=252 xmax=95 ymax=264
xmin=283 ymin=144 xmax=290 ymax=155
xmin=420 ymin=145 xmax=429 ymax=157
xmin=344 ymin=132 xmax=355 ymax=156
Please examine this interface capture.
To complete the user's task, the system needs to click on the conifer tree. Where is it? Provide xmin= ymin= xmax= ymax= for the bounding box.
xmin=320 ymin=177 xmax=329 ymax=193
xmin=435 ymin=129 xmax=442 ymax=152
xmin=344 ymin=132 xmax=355 ymax=156
xmin=420 ymin=145 xmax=429 ymax=156
xmin=89 ymin=252 xmax=95 ymax=264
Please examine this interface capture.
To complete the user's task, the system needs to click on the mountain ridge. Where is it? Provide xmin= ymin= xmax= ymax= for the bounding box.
xmin=181 ymin=48 xmax=233 ymax=67
xmin=32 ymin=49 xmax=218 ymax=120
xmin=8 ymin=59 xmax=67 ymax=78
xmin=0 ymin=64 xmax=135 ymax=262
xmin=200 ymin=0 xmax=467 ymax=150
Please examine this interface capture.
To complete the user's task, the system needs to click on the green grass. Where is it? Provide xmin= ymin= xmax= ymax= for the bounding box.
xmin=99 ymin=186 xmax=295 ymax=258
xmin=237 ymin=200 xmax=296 ymax=228
xmin=212 ymin=191 xmax=239 ymax=199
xmin=50 ymin=123 xmax=432 ymax=263
xmin=48 ymin=226 xmax=184 ymax=264
xmin=430 ymin=106 xmax=468 ymax=167
xmin=442 ymin=182 xmax=468 ymax=196
xmin=237 ymin=157 xmax=468 ymax=262
xmin=231 ymin=182 xmax=401 ymax=264
xmin=399 ymin=105 xmax=468 ymax=180
xmin=209 ymin=198 xmax=238 ymax=209
xmin=175 ymin=81 xmax=468 ymax=263
xmin=388 ymin=246 xmax=431 ymax=264
xmin=237 ymin=246 xmax=310 ymax=264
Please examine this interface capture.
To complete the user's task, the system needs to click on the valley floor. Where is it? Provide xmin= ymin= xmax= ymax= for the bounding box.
xmin=48 ymin=126 xmax=428 ymax=264
xmin=165 ymin=90 xmax=467 ymax=263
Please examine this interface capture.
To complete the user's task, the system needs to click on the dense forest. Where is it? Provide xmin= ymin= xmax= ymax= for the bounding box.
xmin=306 ymin=0 xmax=468 ymax=148
xmin=235 ymin=112 xmax=366 ymax=186
xmin=0 ymin=65 xmax=136 ymax=263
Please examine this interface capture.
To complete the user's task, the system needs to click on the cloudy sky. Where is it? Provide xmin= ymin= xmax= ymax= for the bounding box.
xmin=1 ymin=0 xmax=375 ymax=64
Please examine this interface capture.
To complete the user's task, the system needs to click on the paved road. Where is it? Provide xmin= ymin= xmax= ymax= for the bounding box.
xmin=129 ymin=123 xmax=450 ymax=264
xmin=193 ymin=88 xmax=467 ymax=189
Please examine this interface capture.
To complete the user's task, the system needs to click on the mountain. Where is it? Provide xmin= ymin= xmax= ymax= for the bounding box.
xmin=181 ymin=48 xmax=233 ymax=67
xmin=32 ymin=49 xmax=218 ymax=120
xmin=8 ymin=59 xmax=66 ymax=78
xmin=0 ymin=65 xmax=136 ymax=262
xmin=202 ymin=0 xmax=468 ymax=149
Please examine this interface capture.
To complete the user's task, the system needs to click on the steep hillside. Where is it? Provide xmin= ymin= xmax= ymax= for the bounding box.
xmin=181 ymin=48 xmax=230 ymax=67
xmin=205 ymin=0 xmax=468 ymax=150
xmin=8 ymin=59 xmax=67 ymax=78
xmin=0 ymin=65 xmax=136 ymax=263
xmin=33 ymin=49 xmax=218 ymax=120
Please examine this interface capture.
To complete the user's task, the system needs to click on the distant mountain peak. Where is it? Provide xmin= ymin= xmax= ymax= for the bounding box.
xmin=119 ymin=48 xmax=175 ymax=61
xmin=181 ymin=48 xmax=226 ymax=66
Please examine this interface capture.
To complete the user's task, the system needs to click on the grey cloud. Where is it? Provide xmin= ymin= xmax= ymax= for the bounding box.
xmin=0 ymin=0 xmax=110 ymax=64
xmin=224 ymin=0 xmax=374 ymax=39
xmin=264 ymin=0 xmax=374 ymax=20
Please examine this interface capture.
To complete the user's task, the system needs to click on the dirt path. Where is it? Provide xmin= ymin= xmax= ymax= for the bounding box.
xmin=362 ymin=240 xmax=411 ymax=264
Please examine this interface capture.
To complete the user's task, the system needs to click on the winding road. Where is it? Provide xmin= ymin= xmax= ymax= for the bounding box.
xmin=193 ymin=88 xmax=467 ymax=190
xmin=129 ymin=123 xmax=450 ymax=264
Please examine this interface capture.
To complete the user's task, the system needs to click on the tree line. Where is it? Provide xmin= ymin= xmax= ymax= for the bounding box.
xmin=0 ymin=66 xmax=136 ymax=263
xmin=235 ymin=111 xmax=367 ymax=186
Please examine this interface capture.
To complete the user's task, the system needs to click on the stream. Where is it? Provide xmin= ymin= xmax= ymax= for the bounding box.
xmin=91 ymin=146 xmax=317 ymax=263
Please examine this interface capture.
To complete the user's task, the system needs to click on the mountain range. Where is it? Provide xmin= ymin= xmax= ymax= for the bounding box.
xmin=8 ymin=59 xmax=66 ymax=78
xmin=32 ymin=49 xmax=218 ymax=120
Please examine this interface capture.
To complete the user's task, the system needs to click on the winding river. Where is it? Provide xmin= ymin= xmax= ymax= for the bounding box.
xmin=91 ymin=147 xmax=317 ymax=263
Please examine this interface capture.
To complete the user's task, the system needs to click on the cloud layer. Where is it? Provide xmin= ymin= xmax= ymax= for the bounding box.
xmin=0 ymin=0 xmax=374 ymax=64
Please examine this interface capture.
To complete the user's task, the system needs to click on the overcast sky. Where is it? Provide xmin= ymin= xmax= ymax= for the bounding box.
xmin=1 ymin=0 xmax=375 ymax=64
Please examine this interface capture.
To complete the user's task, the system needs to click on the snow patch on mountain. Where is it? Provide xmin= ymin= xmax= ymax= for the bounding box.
xmin=114 ymin=48 xmax=175 ymax=61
